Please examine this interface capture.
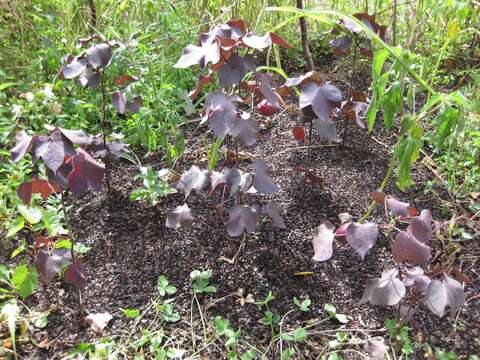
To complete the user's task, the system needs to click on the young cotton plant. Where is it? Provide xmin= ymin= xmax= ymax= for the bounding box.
xmin=311 ymin=192 xmax=466 ymax=319
xmin=329 ymin=13 xmax=387 ymax=132
xmin=60 ymin=36 xmax=140 ymax=190
xmin=11 ymin=126 xmax=106 ymax=308
xmin=168 ymin=20 xmax=290 ymax=238
xmin=166 ymin=160 xmax=286 ymax=237
xmin=279 ymin=71 xmax=343 ymax=186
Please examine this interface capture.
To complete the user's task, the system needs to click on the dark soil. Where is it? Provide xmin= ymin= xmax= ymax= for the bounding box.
xmin=18 ymin=61 xmax=480 ymax=359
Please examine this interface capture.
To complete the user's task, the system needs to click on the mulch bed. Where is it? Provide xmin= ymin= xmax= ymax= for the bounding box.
xmin=14 ymin=60 xmax=480 ymax=359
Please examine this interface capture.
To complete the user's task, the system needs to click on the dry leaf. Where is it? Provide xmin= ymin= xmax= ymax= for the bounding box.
xmin=85 ymin=312 xmax=112 ymax=334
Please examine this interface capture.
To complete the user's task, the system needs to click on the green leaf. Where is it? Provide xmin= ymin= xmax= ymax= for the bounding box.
xmin=372 ymin=49 xmax=389 ymax=79
xmin=324 ymin=303 xmax=337 ymax=316
xmin=11 ymin=244 xmax=26 ymax=259
xmin=11 ymin=265 xmax=38 ymax=299
xmin=7 ymin=217 xmax=24 ymax=238
xmin=74 ymin=243 xmax=91 ymax=255
xmin=122 ymin=308 xmax=141 ymax=318
xmin=394 ymin=125 xmax=423 ymax=190
xmin=434 ymin=106 xmax=459 ymax=149
xmin=0 ymin=82 xmax=18 ymax=91
xmin=281 ymin=348 xmax=295 ymax=360
xmin=382 ymin=81 xmax=403 ymax=129
xmin=1 ymin=300 xmax=19 ymax=354
xmin=18 ymin=205 xmax=43 ymax=225
xmin=54 ymin=238 xmax=72 ymax=250
xmin=447 ymin=20 xmax=459 ymax=40
xmin=366 ymin=72 xmax=389 ymax=130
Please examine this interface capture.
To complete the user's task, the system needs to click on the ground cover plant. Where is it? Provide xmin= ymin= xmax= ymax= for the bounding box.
xmin=0 ymin=1 xmax=479 ymax=359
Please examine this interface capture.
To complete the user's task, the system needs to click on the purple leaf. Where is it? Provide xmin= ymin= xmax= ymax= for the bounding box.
xmin=425 ymin=276 xmax=465 ymax=317
xmin=210 ymin=170 xmax=229 ymax=192
xmin=229 ymin=112 xmax=259 ymax=146
xmin=241 ymin=31 xmax=292 ymax=49
xmin=313 ymin=118 xmax=340 ymax=142
xmin=300 ymin=82 xmax=342 ymax=122
xmin=364 ymin=339 xmax=388 ymax=360
xmin=67 ymin=148 xmax=105 ymax=197
xmin=47 ymin=163 xmax=73 ymax=189
xmin=11 ymin=131 xmax=33 ymax=163
xmin=226 ymin=168 xmax=253 ymax=195
xmin=312 ymin=221 xmax=335 ymax=262
xmin=345 ymin=222 xmax=379 ymax=260
xmin=56 ymin=127 xmax=91 ymax=145
xmin=386 ymin=197 xmax=417 ymax=217
xmin=255 ymin=73 xmax=281 ymax=109
xmin=360 ymin=268 xmax=406 ymax=306
xmin=330 ymin=36 xmax=352 ymax=56
xmin=264 ymin=201 xmax=286 ymax=229
xmin=284 ymin=71 xmax=323 ymax=88
xmin=166 ymin=203 xmax=194 ymax=230
xmin=407 ymin=209 xmax=432 ymax=243
xmin=112 ymin=91 xmax=127 ymax=114
xmin=370 ymin=269 xmax=406 ymax=306
xmin=64 ymin=260 xmax=86 ymax=290
xmin=76 ymin=68 xmax=101 ymax=88
xmin=203 ymin=91 xmax=238 ymax=137
xmin=218 ymin=53 xmax=255 ymax=87
xmin=61 ymin=56 xmax=88 ymax=79
xmin=177 ymin=165 xmax=210 ymax=198
xmin=35 ymin=248 xmax=72 ymax=280
xmin=40 ymin=130 xmax=74 ymax=173
xmin=227 ymin=205 xmax=259 ymax=237
xmin=392 ymin=231 xmax=431 ymax=267
xmin=174 ymin=37 xmax=221 ymax=69
xmin=403 ymin=267 xmax=431 ymax=293
xmin=85 ymin=43 xmax=112 ymax=69
xmin=253 ymin=159 xmax=278 ymax=195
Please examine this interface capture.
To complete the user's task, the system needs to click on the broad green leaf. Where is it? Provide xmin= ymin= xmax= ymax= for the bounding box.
xmin=11 ymin=265 xmax=38 ymax=299
xmin=372 ymin=49 xmax=389 ymax=79
xmin=394 ymin=125 xmax=423 ymax=190
xmin=18 ymin=205 xmax=43 ymax=224
xmin=434 ymin=106 xmax=459 ymax=149
xmin=54 ymin=238 xmax=72 ymax=250
xmin=366 ymin=72 xmax=389 ymax=130
xmin=383 ymin=81 xmax=403 ymax=129
xmin=7 ymin=217 xmax=24 ymax=237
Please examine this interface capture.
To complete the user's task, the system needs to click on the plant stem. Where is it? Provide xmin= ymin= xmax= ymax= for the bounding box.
xmin=342 ymin=40 xmax=359 ymax=144
xmin=359 ymin=155 xmax=395 ymax=223
xmin=392 ymin=0 xmax=397 ymax=46
xmin=302 ymin=119 xmax=314 ymax=193
xmin=60 ymin=191 xmax=75 ymax=261
xmin=60 ymin=191 xmax=86 ymax=316
xmin=296 ymin=0 xmax=315 ymax=71
xmin=100 ymin=76 xmax=112 ymax=193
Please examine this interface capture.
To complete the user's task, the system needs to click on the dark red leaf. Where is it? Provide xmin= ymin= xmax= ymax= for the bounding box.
xmin=253 ymin=159 xmax=278 ymax=195
xmin=115 ymin=74 xmax=138 ymax=86
xmin=35 ymin=248 xmax=72 ymax=281
xmin=345 ymin=222 xmax=379 ymax=260
xmin=17 ymin=179 xmax=61 ymax=204
xmin=64 ymin=261 xmax=86 ymax=290
xmin=392 ymin=231 xmax=431 ymax=267
xmin=293 ymin=126 xmax=305 ymax=141
xmin=67 ymin=148 xmax=105 ymax=197
xmin=218 ymin=53 xmax=255 ymax=88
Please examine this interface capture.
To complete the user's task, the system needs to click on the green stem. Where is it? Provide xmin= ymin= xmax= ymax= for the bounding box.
xmin=359 ymin=155 xmax=395 ymax=223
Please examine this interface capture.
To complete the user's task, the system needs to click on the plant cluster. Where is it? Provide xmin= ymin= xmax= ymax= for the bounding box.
xmin=159 ymin=20 xmax=294 ymax=236
xmin=311 ymin=191 xmax=466 ymax=320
